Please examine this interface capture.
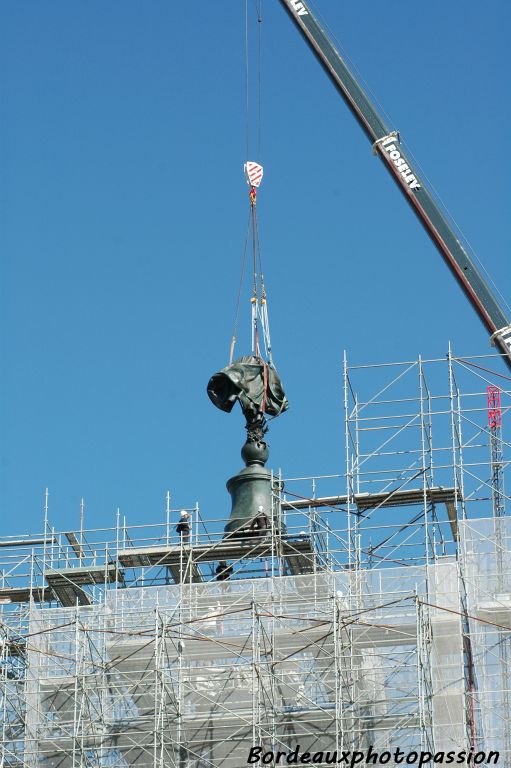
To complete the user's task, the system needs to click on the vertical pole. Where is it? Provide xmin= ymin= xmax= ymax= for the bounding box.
xmin=29 ymin=545 xmax=35 ymax=601
xmin=488 ymin=386 xmax=506 ymax=591
xmin=456 ymin=556 xmax=478 ymax=752
xmin=98 ymin=586 xmax=106 ymax=766
xmin=251 ymin=595 xmax=257 ymax=749
xmin=282 ymin=478 xmax=287 ymax=534
xmin=190 ymin=508 xmax=195 ymax=592
xmin=418 ymin=355 xmax=430 ymax=568
xmin=425 ymin=376 xmax=435 ymax=489
xmin=354 ymin=395 xmax=360 ymax=496
xmin=308 ymin=478 xmax=315 ymax=542
xmin=153 ymin=608 xmax=160 ymax=767
xmin=352 ymin=456 xmax=360 ymax=576
xmin=343 ymin=351 xmax=353 ymax=573
xmin=278 ymin=467 xmax=283 ymax=578
xmin=166 ymin=492 xmax=171 ymax=546
xmin=270 ymin=470 xmax=276 ymax=578
xmin=456 ymin=386 xmax=466 ymax=521
xmin=333 ymin=591 xmax=341 ymax=757
xmin=487 ymin=391 xmax=511 ymax=757
xmin=51 ymin=527 xmax=56 ymax=574
xmin=416 ymin=593 xmax=433 ymax=752
xmin=488 ymin=386 xmax=505 ymax=518
xmin=424 ymin=359 xmax=442 ymax=554
xmin=115 ymin=506 xmax=120 ymax=591
xmin=416 ymin=593 xmax=424 ymax=745
xmin=448 ymin=344 xmax=464 ymax=524
xmin=179 ymin=518 xmax=184 ymax=586
xmin=43 ymin=487 xmax=49 ymax=579
xmin=79 ymin=498 xmax=84 ymax=565
xmin=72 ymin=612 xmax=80 ymax=768
xmin=270 ymin=589 xmax=276 ymax=754
xmin=1 ymin=628 xmax=6 ymax=766
xmin=449 ymin=349 xmax=478 ymax=752
xmin=177 ymin=607 xmax=183 ymax=768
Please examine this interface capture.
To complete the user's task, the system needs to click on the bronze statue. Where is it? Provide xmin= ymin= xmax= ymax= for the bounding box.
xmin=207 ymin=355 xmax=288 ymax=536
xmin=207 ymin=354 xmax=288 ymax=450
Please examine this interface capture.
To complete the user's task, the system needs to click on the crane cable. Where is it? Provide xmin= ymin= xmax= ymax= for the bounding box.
xmin=253 ymin=187 xmax=273 ymax=365
xmin=244 ymin=0 xmax=263 ymax=162
xmin=230 ymin=0 xmax=274 ymax=368
xmin=251 ymin=187 xmax=260 ymax=359
xmin=247 ymin=0 xmax=273 ymax=367
xmin=229 ymin=210 xmax=251 ymax=366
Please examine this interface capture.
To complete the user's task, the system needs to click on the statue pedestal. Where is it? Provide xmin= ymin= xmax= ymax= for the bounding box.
xmin=224 ymin=437 xmax=273 ymax=537
xmin=207 ymin=354 xmax=288 ymax=539
xmin=225 ymin=464 xmax=273 ymax=536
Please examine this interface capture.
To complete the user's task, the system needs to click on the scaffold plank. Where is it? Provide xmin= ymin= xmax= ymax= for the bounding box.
xmin=117 ymin=535 xmax=318 ymax=575
xmin=282 ymin=486 xmax=456 ymax=510
xmin=0 ymin=585 xmax=50 ymax=603
xmin=44 ymin=563 xmax=121 ymax=586
xmin=43 ymin=563 xmax=122 ymax=606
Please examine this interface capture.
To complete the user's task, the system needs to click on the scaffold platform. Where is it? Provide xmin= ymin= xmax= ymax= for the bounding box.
xmin=117 ymin=533 xmax=318 ymax=578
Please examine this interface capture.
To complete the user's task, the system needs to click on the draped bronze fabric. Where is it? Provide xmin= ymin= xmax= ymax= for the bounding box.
xmin=207 ymin=356 xmax=288 ymax=421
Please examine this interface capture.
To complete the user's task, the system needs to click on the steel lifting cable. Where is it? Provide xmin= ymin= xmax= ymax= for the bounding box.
xmin=246 ymin=1 xmax=273 ymax=418
xmin=231 ymin=1 xmax=272 ymax=367
xmin=251 ymin=194 xmax=270 ymax=415
xmin=229 ymin=210 xmax=251 ymax=365
xmin=230 ymin=1 xmax=259 ymax=365
xmin=255 ymin=208 xmax=273 ymax=365
xmin=245 ymin=166 xmax=271 ymax=363
xmin=247 ymin=0 xmax=265 ymax=363
xmin=253 ymin=0 xmax=270 ymax=365
xmin=256 ymin=0 xmax=263 ymax=159
xmin=251 ymin=191 xmax=260 ymax=359
xmin=243 ymin=1 xmax=263 ymax=164
xmin=244 ymin=0 xmax=250 ymax=161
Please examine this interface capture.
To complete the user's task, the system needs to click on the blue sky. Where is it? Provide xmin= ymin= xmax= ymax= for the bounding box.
xmin=1 ymin=1 xmax=510 ymax=536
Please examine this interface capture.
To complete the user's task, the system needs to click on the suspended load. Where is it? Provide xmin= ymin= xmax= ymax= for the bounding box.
xmin=207 ymin=354 xmax=288 ymax=423
xmin=207 ymin=163 xmax=288 ymax=537
xmin=208 ymin=160 xmax=287 ymax=440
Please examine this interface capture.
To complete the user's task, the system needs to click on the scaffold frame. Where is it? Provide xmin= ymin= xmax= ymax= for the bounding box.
xmin=1 ymin=349 xmax=510 ymax=766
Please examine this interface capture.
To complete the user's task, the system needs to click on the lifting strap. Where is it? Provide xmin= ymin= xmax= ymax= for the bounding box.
xmin=230 ymin=161 xmax=274 ymax=368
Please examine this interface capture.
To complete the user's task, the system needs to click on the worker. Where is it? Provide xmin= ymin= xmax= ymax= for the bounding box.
xmin=176 ymin=510 xmax=190 ymax=542
xmin=215 ymin=561 xmax=233 ymax=581
xmin=251 ymin=505 xmax=269 ymax=536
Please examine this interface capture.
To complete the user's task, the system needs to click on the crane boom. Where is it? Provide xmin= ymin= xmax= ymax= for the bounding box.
xmin=279 ymin=0 xmax=511 ymax=371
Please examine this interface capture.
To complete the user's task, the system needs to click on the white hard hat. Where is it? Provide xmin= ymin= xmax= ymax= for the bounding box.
xmin=180 ymin=510 xmax=188 ymax=518
xmin=258 ymin=505 xmax=264 ymax=512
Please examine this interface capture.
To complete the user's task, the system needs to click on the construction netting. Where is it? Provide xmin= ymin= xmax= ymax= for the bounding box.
xmin=19 ymin=546 xmax=506 ymax=768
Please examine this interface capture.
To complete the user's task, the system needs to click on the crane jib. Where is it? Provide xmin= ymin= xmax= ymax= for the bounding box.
xmin=280 ymin=0 xmax=511 ymax=371
xmin=379 ymin=138 xmax=421 ymax=191
xmin=288 ymin=0 xmax=308 ymax=15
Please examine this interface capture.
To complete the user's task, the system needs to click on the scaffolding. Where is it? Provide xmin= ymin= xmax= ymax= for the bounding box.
xmin=1 ymin=350 xmax=510 ymax=766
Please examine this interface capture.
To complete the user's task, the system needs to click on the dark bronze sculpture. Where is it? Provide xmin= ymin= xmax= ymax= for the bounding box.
xmin=207 ymin=354 xmax=288 ymax=444
xmin=207 ymin=355 xmax=288 ymax=536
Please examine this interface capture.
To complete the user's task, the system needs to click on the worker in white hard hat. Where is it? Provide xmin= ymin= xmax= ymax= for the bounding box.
xmin=250 ymin=505 xmax=269 ymax=537
xmin=176 ymin=510 xmax=190 ymax=542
